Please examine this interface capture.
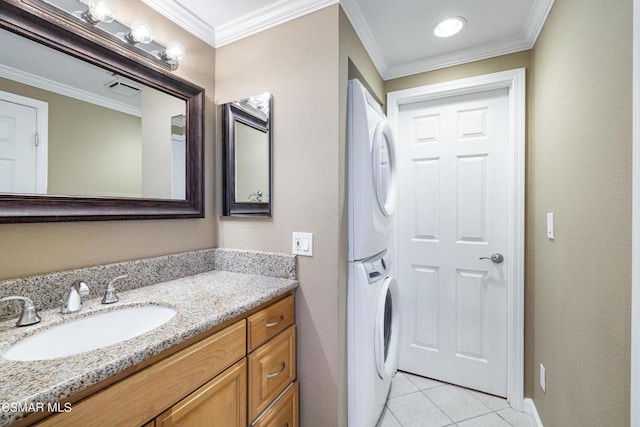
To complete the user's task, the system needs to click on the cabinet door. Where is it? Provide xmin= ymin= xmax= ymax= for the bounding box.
xmin=252 ymin=382 xmax=299 ymax=427
xmin=36 ymin=321 xmax=246 ymax=427
xmin=156 ymin=359 xmax=247 ymax=427
xmin=249 ymin=325 xmax=296 ymax=421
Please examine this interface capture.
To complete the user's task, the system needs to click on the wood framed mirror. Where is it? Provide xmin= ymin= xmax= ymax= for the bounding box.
xmin=0 ymin=0 xmax=204 ymax=222
xmin=222 ymin=93 xmax=272 ymax=217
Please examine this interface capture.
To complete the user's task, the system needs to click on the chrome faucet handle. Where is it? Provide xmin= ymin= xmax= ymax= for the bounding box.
xmin=61 ymin=280 xmax=90 ymax=314
xmin=0 ymin=296 xmax=41 ymax=327
xmin=102 ymin=274 xmax=127 ymax=304
xmin=74 ymin=280 xmax=89 ymax=296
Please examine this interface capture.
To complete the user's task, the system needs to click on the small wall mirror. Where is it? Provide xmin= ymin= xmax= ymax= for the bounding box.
xmin=223 ymin=93 xmax=272 ymax=217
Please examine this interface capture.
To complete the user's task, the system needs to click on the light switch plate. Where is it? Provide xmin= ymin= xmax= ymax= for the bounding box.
xmin=292 ymin=232 xmax=313 ymax=256
xmin=540 ymin=363 xmax=546 ymax=392
xmin=547 ymin=213 xmax=555 ymax=240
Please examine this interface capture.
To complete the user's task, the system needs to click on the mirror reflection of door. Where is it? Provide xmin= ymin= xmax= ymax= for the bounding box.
xmin=170 ymin=114 xmax=186 ymax=199
xmin=0 ymin=91 xmax=48 ymax=194
xmin=234 ymin=121 xmax=269 ymax=204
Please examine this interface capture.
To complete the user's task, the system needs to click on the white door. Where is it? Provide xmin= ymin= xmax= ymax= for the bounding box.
xmin=171 ymin=134 xmax=186 ymax=199
xmin=397 ymin=88 xmax=509 ymax=396
xmin=0 ymin=99 xmax=39 ymax=193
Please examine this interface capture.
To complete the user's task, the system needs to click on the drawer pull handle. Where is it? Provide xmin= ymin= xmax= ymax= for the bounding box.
xmin=267 ymin=361 xmax=286 ymax=379
xmin=266 ymin=314 xmax=285 ymax=328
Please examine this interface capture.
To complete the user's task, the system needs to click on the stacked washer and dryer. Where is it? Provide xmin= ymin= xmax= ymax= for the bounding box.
xmin=347 ymin=79 xmax=400 ymax=427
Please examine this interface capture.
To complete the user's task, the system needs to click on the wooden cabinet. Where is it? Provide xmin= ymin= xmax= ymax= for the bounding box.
xmin=32 ymin=293 xmax=297 ymax=427
xmin=155 ymin=359 xmax=247 ymax=427
xmin=248 ymin=326 xmax=296 ymax=421
xmin=36 ymin=320 xmax=247 ymax=427
xmin=247 ymin=294 xmax=295 ymax=351
xmin=251 ymin=382 xmax=299 ymax=427
xmin=247 ymin=295 xmax=298 ymax=425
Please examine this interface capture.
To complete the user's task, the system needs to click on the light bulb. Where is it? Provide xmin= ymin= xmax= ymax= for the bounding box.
xmin=433 ymin=17 xmax=466 ymax=38
xmin=126 ymin=21 xmax=153 ymax=44
xmin=83 ymin=0 xmax=115 ymax=24
xmin=162 ymin=41 xmax=185 ymax=61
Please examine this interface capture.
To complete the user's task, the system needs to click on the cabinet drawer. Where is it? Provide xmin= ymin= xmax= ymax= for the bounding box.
xmin=248 ymin=325 xmax=296 ymax=422
xmin=156 ymin=358 xmax=247 ymax=427
xmin=251 ymin=382 xmax=299 ymax=427
xmin=37 ymin=320 xmax=246 ymax=427
xmin=247 ymin=294 xmax=294 ymax=351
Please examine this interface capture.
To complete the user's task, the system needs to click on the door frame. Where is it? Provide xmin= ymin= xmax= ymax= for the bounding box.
xmin=0 ymin=89 xmax=48 ymax=194
xmin=631 ymin=0 xmax=639 ymax=424
xmin=386 ymin=68 xmax=526 ymax=410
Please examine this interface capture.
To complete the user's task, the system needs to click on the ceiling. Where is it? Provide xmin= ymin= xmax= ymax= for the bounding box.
xmin=140 ymin=0 xmax=554 ymax=80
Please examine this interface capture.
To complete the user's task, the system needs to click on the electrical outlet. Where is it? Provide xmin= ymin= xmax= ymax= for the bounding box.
xmin=539 ymin=363 xmax=546 ymax=392
xmin=292 ymin=232 xmax=313 ymax=256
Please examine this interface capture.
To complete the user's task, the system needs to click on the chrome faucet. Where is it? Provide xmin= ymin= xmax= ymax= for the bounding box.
xmin=101 ymin=274 xmax=127 ymax=304
xmin=61 ymin=280 xmax=90 ymax=314
xmin=0 ymin=296 xmax=41 ymax=327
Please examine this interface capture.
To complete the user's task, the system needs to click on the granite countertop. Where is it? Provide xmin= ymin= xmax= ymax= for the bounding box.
xmin=0 ymin=270 xmax=298 ymax=426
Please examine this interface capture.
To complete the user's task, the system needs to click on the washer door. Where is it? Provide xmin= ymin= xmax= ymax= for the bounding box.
xmin=371 ymin=120 xmax=397 ymax=217
xmin=374 ymin=276 xmax=400 ymax=379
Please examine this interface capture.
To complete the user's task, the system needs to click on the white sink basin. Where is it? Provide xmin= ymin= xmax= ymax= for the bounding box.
xmin=3 ymin=306 xmax=176 ymax=361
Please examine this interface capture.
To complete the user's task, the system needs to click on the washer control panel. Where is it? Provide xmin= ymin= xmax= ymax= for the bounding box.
xmin=363 ymin=253 xmax=391 ymax=284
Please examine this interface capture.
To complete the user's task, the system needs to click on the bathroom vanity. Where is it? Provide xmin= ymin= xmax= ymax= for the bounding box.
xmin=35 ymin=294 xmax=296 ymax=427
xmin=0 ymin=250 xmax=299 ymax=427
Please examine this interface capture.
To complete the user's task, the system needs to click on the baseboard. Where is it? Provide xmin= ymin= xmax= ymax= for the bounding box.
xmin=523 ymin=398 xmax=544 ymax=427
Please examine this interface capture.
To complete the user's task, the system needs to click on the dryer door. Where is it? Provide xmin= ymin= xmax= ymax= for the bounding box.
xmin=372 ymin=120 xmax=397 ymax=217
xmin=374 ymin=276 xmax=400 ymax=379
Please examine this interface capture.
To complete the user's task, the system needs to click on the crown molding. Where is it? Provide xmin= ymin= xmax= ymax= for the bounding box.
xmin=339 ymin=0 xmax=387 ymax=77
xmin=140 ymin=0 xmax=553 ymax=80
xmin=0 ymin=63 xmax=142 ymax=116
xmin=523 ymin=0 xmax=555 ymax=46
xmin=139 ymin=0 xmax=216 ymax=47
xmin=341 ymin=0 xmax=554 ymax=80
xmin=384 ymin=36 xmax=534 ymax=80
xmin=215 ymin=0 xmax=338 ymax=47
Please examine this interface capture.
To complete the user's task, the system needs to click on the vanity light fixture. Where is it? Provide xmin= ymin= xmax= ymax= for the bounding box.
xmin=26 ymin=0 xmax=185 ymax=71
xmin=433 ymin=16 xmax=467 ymax=38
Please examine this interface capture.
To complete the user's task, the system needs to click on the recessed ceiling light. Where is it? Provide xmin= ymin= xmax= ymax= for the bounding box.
xmin=433 ymin=17 xmax=467 ymax=38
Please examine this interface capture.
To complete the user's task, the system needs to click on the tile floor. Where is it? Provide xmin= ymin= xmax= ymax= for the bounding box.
xmin=376 ymin=372 xmax=535 ymax=427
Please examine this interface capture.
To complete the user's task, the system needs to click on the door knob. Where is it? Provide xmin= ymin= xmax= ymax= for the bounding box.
xmin=479 ymin=253 xmax=504 ymax=264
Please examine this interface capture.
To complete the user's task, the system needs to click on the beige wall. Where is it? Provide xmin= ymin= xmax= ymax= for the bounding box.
xmin=529 ymin=0 xmax=632 ymax=424
xmin=0 ymin=0 xmax=216 ymax=280
xmin=215 ymin=6 xmax=342 ymax=426
xmin=0 ymin=77 xmax=143 ymax=197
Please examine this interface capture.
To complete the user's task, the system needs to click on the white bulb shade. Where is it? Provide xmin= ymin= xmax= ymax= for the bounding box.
xmin=129 ymin=21 xmax=153 ymax=44
xmin=87 ymin=0 xmax=115 ymax=23
xmin=164 ymin=41 xmax=185 ymax=61
xmin=433 ymin=17 xmax=466 ymax=38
